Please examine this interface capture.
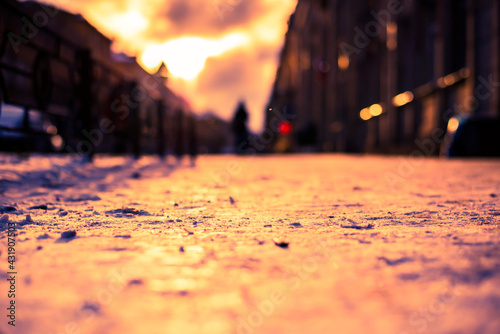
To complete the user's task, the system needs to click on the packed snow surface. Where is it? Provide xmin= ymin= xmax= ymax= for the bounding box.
xmin=0 ymin=154 xmax=499 ymax=334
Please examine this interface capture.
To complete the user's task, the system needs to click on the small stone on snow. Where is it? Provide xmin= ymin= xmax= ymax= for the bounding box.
xmin=29 ymin=204 xmax=48 ymax=210
xmin=61 ymin=230 xmax=77 ymax=239
xmin=0 ymin=206 xmax=16 ymax=213
xmin=273 ymin=238 xmax=289 ymax=249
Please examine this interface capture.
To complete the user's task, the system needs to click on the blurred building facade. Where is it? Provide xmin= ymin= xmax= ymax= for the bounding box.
xmin=266 ymin=0 xmax=500 ymax=154
xmin=0 ymin=0 xmax=200 ymax=158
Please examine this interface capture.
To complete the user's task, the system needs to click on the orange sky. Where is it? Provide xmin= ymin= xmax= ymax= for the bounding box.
xmin=42 ymin=0 xmax=297 ymax=132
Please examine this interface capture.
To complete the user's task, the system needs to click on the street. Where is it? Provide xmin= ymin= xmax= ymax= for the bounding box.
xmin=0 ymin=154 xmax=499 ymax=334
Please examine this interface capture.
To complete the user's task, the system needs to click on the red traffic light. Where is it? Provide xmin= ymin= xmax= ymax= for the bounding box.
xmin=279 ymin=121 xmax=292 ymax=135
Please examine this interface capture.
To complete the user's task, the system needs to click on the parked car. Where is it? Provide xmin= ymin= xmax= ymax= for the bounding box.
xmin=0 ymin=103 xmax=59 ymax=152
xmin=446 ymin=115 xmax=500 ymax=157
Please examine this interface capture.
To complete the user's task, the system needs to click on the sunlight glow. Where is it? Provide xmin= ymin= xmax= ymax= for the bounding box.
xmin=105 ymin=10 xmax=149 ymax=38
xmin=140 ymin=33 xmax=249 ymax=81
xmin=40 ymin=0 xmax=297 ymax=132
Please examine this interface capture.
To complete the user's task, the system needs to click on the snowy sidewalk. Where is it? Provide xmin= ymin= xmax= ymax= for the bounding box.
xmin=0 ymin=154 xmax=499 ymax=334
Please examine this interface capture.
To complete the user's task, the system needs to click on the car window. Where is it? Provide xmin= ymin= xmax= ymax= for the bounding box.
xmin=0 ymin=104 xmax=25 ymax=129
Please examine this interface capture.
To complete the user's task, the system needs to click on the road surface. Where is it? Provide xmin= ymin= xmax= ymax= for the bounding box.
xmin=0 ymin=154 xmax=499 ymax=334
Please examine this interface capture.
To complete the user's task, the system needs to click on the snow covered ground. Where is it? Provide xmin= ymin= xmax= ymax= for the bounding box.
xmin=0 ymin=154 xmax=499 ymax=334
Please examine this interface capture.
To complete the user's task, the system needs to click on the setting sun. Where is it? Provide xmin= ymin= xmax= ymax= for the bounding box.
xmin=83 ymin=8 xmax=149 ymax=42
xmin=106 ymin=10 xmax=148 ymax=38
xmin=140 ymin=33 xmax=249 ymax=81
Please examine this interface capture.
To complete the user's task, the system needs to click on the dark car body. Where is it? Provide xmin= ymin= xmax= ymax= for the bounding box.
xmin=0 ymin=103 xmax=57 ymax=152
xmin=448 ymin=116 xmax=500 ymax=157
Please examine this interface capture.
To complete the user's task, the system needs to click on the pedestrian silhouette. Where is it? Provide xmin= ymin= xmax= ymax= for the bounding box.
xmin=231 ymin=101 xmax=249 ymax=154
xmin=174 ymin=108 xmax=184 ymax=163
xmin=188 ymin=115 xmax=198 ymax=166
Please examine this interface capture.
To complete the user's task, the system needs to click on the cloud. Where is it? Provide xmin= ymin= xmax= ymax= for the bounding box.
xmin=41 ymin=0 xmax=297 ymax=132
xmin=148 ymin=0 xmax=269 ymax=40
xmin=192 ymin=46 xmax=278 ymax=132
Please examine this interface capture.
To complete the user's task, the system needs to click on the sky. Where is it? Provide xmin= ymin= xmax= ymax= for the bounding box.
xmin=42 ymin=0 xmax=298 ymax=132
